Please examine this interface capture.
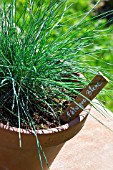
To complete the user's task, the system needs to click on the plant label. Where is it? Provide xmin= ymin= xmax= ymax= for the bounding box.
xmin=60 ymin=72 xmax=109 ymax=123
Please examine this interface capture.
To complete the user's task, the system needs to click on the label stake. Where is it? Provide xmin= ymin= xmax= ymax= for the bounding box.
xmin=60 ymin=72 xmax=109 ymax=123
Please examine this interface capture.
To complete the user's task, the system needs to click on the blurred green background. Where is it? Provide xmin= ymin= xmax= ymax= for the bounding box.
xmin=1 ymin=0 xmax=113 ymax=111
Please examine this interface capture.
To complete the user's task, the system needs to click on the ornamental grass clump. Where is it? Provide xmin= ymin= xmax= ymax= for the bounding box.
xmin=1 ymin=1 xmax=113 ymax=170
xmin=0 ymin=0 xmax=113 ymax=131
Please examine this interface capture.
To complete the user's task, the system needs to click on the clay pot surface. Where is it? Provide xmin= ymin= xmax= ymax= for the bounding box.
xmin=0 ymin=108 xmax=89 ymax=170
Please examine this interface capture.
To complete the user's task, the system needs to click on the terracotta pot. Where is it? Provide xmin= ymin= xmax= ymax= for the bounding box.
xmin=0 ymin=108 xmax=89 ymax=170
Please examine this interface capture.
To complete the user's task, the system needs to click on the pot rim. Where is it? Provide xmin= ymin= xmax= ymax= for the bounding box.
xmin=0 ymin=108 xmax=90 ymax=135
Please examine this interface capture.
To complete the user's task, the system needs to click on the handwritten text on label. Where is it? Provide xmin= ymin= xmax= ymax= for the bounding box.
xmin=66 ymin=81 xmax=102 ymax=117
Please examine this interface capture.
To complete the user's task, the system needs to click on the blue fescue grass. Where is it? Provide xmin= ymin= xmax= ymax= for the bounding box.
xmin=0 ymin=0 xmax=113 ymax=169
